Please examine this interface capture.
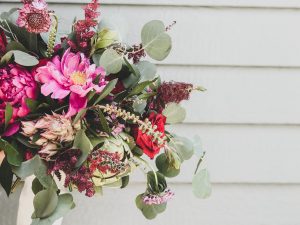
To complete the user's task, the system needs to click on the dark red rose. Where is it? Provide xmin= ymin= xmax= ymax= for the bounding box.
xmin=0 ymin=28 xmax=7 ymax=55
xmin=133 ymin=112 xmax=166 ymax=159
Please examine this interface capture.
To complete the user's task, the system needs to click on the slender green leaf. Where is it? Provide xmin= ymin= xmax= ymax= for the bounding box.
xmin=72 ymin=108 xmax=87 ymax=125
xmin=25 ymin=98 xmax=39 ymax=113
xmin=73 ymin=130 xmax=93 ymax=167
xmin=4 ymin=103 xmax=13 ymax=129
xmin=0 ymin=157 xmax=13 ymax=196
xmin=93 ymin=79 xmax=118 ymax=105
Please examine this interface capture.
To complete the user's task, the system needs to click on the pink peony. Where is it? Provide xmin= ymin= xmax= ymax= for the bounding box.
xmin=0 ymin=64 xmax=38 ymax=124
xmin=17 ymin=0 xmax=51 ymax=33
xmin=36 ymin=48 xmax=106 ymax=117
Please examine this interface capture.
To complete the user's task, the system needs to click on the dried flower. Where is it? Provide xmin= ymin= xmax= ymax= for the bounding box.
xmin=128 ymin=44 xmax=146 ymax=64
xmin=48 ymin=148 xmax=96 ymax=197
xmin=17 ymin=0 xmax=52 ymax=33
xmin=73 ymin=0 xmax=100 ymax=54
xmin=21 ymin=121 xmax=37 ymax=136
xmin=142 ymin=189 xmax=174 ymax=205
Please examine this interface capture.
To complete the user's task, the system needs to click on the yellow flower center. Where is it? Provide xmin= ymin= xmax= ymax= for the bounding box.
xmin=71 ymin=71 xmax=87 ymax=85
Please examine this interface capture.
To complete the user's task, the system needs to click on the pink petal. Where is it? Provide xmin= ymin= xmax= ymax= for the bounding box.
xmin=66 ymin=93 xmax=87 ymax=117
xmin=41 ymin=80 xmax=70 ymax=99
xmin=3 ymin=122 xmax=20 ymax=137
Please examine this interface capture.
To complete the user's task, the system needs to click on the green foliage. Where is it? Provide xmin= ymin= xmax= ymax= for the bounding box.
xmin=0 ymin=139 xmax=22 ymax=166
xmin=72 ymin=108 xmax=87 ymax=125
xmin=100 ymin=49 xmax=123 ymax=74
xmin=137 ymin=61 xmax=157 ymax=82
xmin=95 ymin=28 xmax=119 ymax=49
xmin=135 ymin=194 xmax=167 ymax=219
xmin=121 ymin=176 xmax=130 ymax=189
xmin=155 ymin=154 xmax=180 ymax=178
xmin=147 ymin=171 xmax=167 ymax=194
xmin=192 ymin=169 xmax=212 ymax=199
xmin=163 ymin=103 xmax=186 ymax=124
xmin=12 ymin=155 xmax=41 ymax=179
xmin=169 ymin=135 xmax=195 ymax=161
xmin=6 ymin=41 xmax=27 ymax=52
xmin=33 ymin=188 xmax=58 ymax=219
xmin=73 ymin=129 xmax=93 ymax=167
xmin=31 ymin=194 xmax=75 ymax=225
xmin=11 ymin=50 xmax=39 ymax=66
xmin=141 ymin=20 xmax=172 ymax=61
xmin=4 ymin=103 xmax=13 ymax=129
xmin=25 ymin=98 xmax=39 ymax=113
xmin=0 ymin=157 xmax=13 ymax=196
xmin=92 ymin=78 xmax=118 ymax=105
xmin=32 ymin=178 xmax=44 ymax=195
xmin=128 ymin=78 xmax=157 ymax=97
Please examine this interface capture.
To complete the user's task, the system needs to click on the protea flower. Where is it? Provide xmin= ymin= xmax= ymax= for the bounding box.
xmin=21 ymin=113 xmax=81 ymax=159
xmin=35 ymin=48 xmax=106 ymax=117
xmin=17 ymin=0 xmax=52 ymax=33
xmin=0 ymin=64 xmax=37 ymax=124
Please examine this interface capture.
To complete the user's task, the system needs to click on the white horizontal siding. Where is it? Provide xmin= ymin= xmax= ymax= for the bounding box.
xmin=0 ymin=1 xmax=298 ymax=225
xmin=160 ymin=66 xmax=300 ymax=125
xmin=4 ymin=0 xmax=300 ymax=8
xmin=2 ymin=4 xmax=300 ymax=67
xmin=62 ymin=183 xmax=300 ymax=225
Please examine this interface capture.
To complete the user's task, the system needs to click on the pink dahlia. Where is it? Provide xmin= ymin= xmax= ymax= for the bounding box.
xmin=0 ymin=64 xmax=38 ymax=124
xmin=17 ymin=0 xmax=51 ymax=33
xmin=36 ymin=48 xmax=106 ymax=117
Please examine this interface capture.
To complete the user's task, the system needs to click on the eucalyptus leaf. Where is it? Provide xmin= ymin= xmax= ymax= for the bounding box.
xmin=141 ymin=20 xmax=172 ymax=61
xmin=155 ymin=154 xmax=180 ymax=178
xmin=32 ymin=178 xmax=44 ymax=195
xmin=34 ymin=162 xmax=58 ymax=190
xmin=95 ymin=28 xmax=119 ymax=49
xmin=33 ymin=189 xmax=58 ymax=219
xmin=169 ymin=135 xmax=194 ymax=161
xmin=11 ymin=50 xmax=39 ymax=66
xmin=12 ymin=155 xmax=41 ymax=179
xmin=163 ymin=103 xmax=186 ymax=124
xmin=133 ymin=99 xmax=147 ymax=113
xmin=192 ymin=169 xmax=212 ymax=199
xmin=137 ymin=61 xmax=157 ymax=81
xmin=0 ymin=139 xmax=22 ymax=166
xmin=31 ymin=194 xmax=75 ymax=225
xmin=100 ymin=49 xmax=123 ymax=74
xmin=73 ymin=130 xmax=93 ymax=167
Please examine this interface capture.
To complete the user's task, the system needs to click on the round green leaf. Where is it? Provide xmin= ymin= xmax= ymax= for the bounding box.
xmin=33 ymin=189 xmax=58 ymax=219
xmin=100 ymin=49 xmax=123 ymax=74
xmin=170 ymin=135 xmax=195 ymax=161
xmin=95 ymin=28 xmax=119 ymax=49
xmin=163 ymin=103 xmax=186 ymax=124
xmin=73 ymin=129 xmax=93 ymax=167
xmin=192 ymin=169 xmax=212 ymax=199
xmin=155 ymin=154 xmax=180 ymax=178
xmin=137 ymin=61 xmax=157 ymax=82
xmin=141 ymin=20 xmax=172 ymax=61
xmin=11 ymin=50 xmax=39 ymax=66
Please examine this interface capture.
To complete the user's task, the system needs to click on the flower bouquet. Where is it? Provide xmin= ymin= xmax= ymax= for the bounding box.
xmin=0 ymin=0 xmax=211 ymax=224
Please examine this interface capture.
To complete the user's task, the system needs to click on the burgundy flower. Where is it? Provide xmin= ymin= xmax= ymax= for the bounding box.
xmin=17 ymin=0 xmax=52 ymax=33
xmin=133 ymin=112 xmax=166 ymax=159
xmin=0 ymin=28 xmax=7 ymax=55
xmin=0 ymin=64 xmax=38 ymax=124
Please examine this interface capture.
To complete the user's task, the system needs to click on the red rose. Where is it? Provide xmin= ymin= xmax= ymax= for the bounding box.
xmin=134 ymin=112 xmax=166 ymax=159
xmin=0 ymin=28 xmax=7 ymax=55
